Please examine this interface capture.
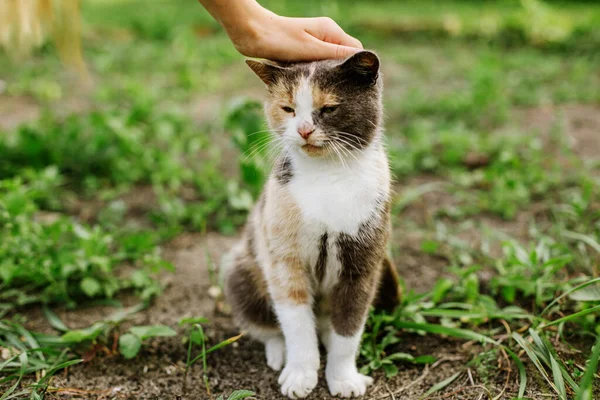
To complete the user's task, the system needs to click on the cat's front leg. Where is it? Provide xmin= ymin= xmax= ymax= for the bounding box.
xmin=325 ymin=284 xmax=375 ymax=398
xmin=270 ymin=260 xmax=319 ymax=399
xmin=325 ymin=251 xmax=380 ymax=397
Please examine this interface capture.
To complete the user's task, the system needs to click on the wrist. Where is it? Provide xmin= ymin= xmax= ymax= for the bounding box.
xmin=221 ymin=0 xmax=269 ymax=41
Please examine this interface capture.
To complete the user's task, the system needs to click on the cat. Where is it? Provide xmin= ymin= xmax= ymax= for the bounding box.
xmin=221 ymin=50 xmax=400 ymax=399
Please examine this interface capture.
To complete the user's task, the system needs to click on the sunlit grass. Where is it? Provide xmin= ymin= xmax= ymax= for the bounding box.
xmin=1 ymin=0 xmax=599 ymax=398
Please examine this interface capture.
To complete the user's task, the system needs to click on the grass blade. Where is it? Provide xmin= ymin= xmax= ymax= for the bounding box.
xmin=540 ymin=277 xmax=600 ymax=317
xmin=550 ymin=355 xmax=567 ymax=400
xmin=575 ymin=337 xmax=600 ymax=400
xmin=419 ymin=308 xmax=531 ymax=321
xmin=529 ymin=329 xmax=579 ymax=393
xmin=541 ymin=304 xmax=600 ymax=328
xmin=513 ymin=332 xmax=560 ymax=398
xmin=14 ymin=324 xmax=44 ymax=363
xmin=227 ymin=390 xmax=256 ymax=400
xmin=1 ymin=352 xmax=28 ymax=400
xmin=395 ymin=321 xmax=498 ymax=345
xmin=561 ymin=231 xmax=600 ymax=253
xmin=37 ymin=358 xmax=83 ymax=386
xmin=504 ymin=347 xmax=527 ymax=399
xmin=188 ymin=333 xmax=244 ymax=366
xmin=42 ymin=307 xmax=70 ymax=332
xmin=420 ymin=370 xmax=462 ymax=399
xmin=0 ymin=379 xmax=20 ymax=400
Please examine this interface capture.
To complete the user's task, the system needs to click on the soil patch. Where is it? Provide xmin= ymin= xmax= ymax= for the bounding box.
xmin=18 ymin=231 xmax=553 ymax=399
xmin=516 ymin=104 xmax=600 ymax=160
xmin=0 ymin=94 xmax=40 ymax=131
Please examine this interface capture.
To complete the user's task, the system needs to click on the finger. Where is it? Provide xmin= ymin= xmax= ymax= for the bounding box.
xmin=305 ymin=17 xmax=363 ymax=49
xmin=304 ymin=37 xmax=361 ymax=60
xmin=339 ymin=33 xmax=363 ymax=50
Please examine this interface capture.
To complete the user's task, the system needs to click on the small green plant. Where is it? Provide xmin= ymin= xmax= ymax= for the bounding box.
xmin=118 ymin=325 xmax=177 ymax=359
xmin=226 ymin=98 xmax=271 ymax=200
xmin=179 ymin=317 xmax=243 ymax=395
xmin=0 ymin=305 xmax=176 ymax=398
xmin=0 ymin=320 xmax=82 ymax=399
xmin=216 ymin=390 xmax=256 ymax=400
xmin=361 ymin=311 xmax=435 ymax=377
xmin=490 ymin=238 xmax=575 ymax=306
xmin=0 ymin=170 xmax=170 ymax=310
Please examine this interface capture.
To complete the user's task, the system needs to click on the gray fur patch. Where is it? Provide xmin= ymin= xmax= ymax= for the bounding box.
xmin=315 ymin=232 xmax=328 ymax=284
xmin=275 ymin=155 xmax=293 ymax=185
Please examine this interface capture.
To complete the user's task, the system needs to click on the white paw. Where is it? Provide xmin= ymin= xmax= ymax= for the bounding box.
xmin=278 ymin=364 xmax=319 ymax=399
xmin=327 ymin=369 xmax=373 ymax=398
xmin=265 ymin=337 xmax=285 ymax=371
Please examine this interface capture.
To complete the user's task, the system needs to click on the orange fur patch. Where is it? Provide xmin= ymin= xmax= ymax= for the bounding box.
xmin=266 ymin=80 xmax=295 ymax=130
xmin=312 ymin=86 xmax=339 ymax=108
xmin=263 ymin=181 xmax=310 ymax=304
xmin=288 ymin=286 xmax=309 ymax=303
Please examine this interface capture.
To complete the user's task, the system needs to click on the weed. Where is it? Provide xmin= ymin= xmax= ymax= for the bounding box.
xmin=179 ymin=318 xmax=243 ymax=397
xmin=0 ymin=305 xmax=177 ymax=397
xmin=0 ymin=171 xmax=169 ymax=310
xmin=216 ymin=390 xmax=256 ymax=400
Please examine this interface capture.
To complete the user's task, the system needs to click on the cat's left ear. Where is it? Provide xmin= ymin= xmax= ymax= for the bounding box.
xmin=246 ymin=60 xmax=287 ymax=86
xmin=337 ymin=51 xmax=380 ymax=85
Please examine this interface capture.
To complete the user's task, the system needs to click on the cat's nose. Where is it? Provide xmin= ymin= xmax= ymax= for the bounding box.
xmin=297 ymin=122 xmax=315 ymax=139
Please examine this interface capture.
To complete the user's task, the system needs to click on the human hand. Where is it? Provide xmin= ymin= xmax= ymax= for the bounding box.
xmin=202 ymin=0 xmax=362 ymax=62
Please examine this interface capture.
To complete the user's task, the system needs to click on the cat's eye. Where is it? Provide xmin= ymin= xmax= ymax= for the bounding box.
xmin=321 ymin=105 xmax=338 ymax=115
xmin=281 ymin=106 xmax=295 ymax=113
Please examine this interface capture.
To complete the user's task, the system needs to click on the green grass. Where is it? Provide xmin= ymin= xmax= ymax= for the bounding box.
xmin=1 ymin=0 xmax=599 ymax=398
xmin=0 ymin=169 xmax=170 ymax=311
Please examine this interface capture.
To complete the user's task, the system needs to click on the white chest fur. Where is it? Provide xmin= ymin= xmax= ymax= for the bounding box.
xmin=287 ymin=143 xmax=389 ymax=236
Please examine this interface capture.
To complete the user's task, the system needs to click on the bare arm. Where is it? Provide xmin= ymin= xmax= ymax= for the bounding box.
xmin=197 ymin=0 xmax=362 ymax=61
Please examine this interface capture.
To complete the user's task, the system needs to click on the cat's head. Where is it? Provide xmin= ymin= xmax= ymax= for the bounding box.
xmin=246 ymin=51 xmax=382 ymax=158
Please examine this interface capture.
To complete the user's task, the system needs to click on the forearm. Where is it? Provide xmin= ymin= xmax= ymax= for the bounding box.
xmin=197 ymin=0 xmax=264 ymax=37
xmin=197 ymin=0 xmax=362 ymax=61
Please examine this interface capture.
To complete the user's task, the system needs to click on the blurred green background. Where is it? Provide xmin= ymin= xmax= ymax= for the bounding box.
xmin=1 ymin=0 xmax=599 ymax=398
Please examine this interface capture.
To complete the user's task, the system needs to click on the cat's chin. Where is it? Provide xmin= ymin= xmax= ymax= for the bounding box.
xmin=301 ymin=144 xmax=327 ymax=157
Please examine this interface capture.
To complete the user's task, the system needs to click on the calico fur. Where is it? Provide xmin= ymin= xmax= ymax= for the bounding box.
xmin=221 ymin=51 xmax=400 ymax=399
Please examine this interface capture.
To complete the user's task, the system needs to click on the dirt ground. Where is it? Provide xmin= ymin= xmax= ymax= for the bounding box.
xmin=4 ymin=100 xmax=599 ymax=399
xmin=33 ymin=233 xmax=515 ymax=400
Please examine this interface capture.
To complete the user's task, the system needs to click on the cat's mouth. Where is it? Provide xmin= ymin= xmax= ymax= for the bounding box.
xmin=302 ymin=144 xmax=325 ymax=155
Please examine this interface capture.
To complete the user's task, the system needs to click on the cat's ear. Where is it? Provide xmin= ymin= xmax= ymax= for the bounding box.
xmin=337 ymin=51 xmax=380 ymax=85
xmin=246 ymin=60 xmax=287 ymax=85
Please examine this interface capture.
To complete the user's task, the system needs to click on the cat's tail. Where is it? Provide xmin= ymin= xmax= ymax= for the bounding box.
xmin=373 ymin=257 xmax=402 ymax=312
xmin=219 ymin=241 xmax=243 ymax=288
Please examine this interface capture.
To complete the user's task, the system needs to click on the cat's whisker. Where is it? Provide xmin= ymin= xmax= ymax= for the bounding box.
xmin=335 ymin=143 xmax=358 ymax=168
xmin=330 ymin=136 xmax=362 ymax=163
xmin=244 ymin=133 xmax=288 ymax=154
xmin=334 ymin=142 xmax=357 ymax=164
xmin=263 ymin=141 xmax=287 ymax=164
xmin=365 ymin=119 xmax=378 ymax=129
xmin=331 ymin=131 xmax=368 ymax=147
xmin=264 ymin=137 xmax=293 ymax=162
xmin=336 ymin=136 xmax=364 ymax=153
xmin=328 ymin=141 xmax=343 ymax=170
xmin=243 ymin=133 xmax=275 ymax=150
xmin=329 ymin=141 xmax=350 ymax=172
xmin=243 ymin=137 xmax=280 ymax=162
xmin=333 ymin=138 xmax=365 ymax=156
xmin=332 ymin=136 xmax=361 ymax=153
xmin=271 ymin=146 xmax=290 ymax=172
xmin=246 ymin=128 xmax=284 ymax=137
xmin=243 ymin=140 xmax=273 ymax=162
